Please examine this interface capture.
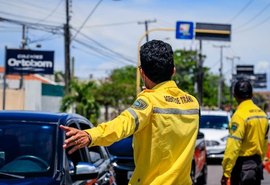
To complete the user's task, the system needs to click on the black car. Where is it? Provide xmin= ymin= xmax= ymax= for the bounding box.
xmin=108 ymin=132 xmax=207 ymax=185
xmin=107 ymin=136 xmax=134 ymax=185
xmin=0 ymin=111 xmax=116 ymax=185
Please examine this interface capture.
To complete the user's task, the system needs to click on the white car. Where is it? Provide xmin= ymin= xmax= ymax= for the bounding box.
xmin=199 ymin=110 xmax=231 ymax=160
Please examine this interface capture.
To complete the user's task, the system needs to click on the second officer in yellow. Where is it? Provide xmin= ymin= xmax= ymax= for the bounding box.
xmin=221 ymin=79 xmax=269 ymax=185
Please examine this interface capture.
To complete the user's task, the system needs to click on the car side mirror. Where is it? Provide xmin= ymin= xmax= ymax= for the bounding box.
xmin=197 ymin=131 xmax=204 ymax=139
xmin=71 ymin=162 xmax=99 ymax=181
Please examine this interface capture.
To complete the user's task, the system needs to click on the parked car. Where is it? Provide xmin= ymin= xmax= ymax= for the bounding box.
xmin=191 ymin=131 xmax=208 ymax=185
xmin=0 ymin=111 xmax=116 ymax=185
xmin=199 ymin=110 xmax=231 ymax=160
xmin=107 ymin=131 xmax=207 ymax=185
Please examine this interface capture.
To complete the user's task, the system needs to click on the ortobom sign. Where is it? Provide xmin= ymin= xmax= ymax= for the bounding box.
xmin=5 ymin=49 xmax=54 ymax=75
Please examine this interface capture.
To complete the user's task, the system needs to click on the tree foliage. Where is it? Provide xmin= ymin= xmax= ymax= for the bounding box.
xmin=60 ymin=80 xmax=100 ymax=125
xmin=173 ymin=50 xmax=198 ymax=94
xmin=173 ymin=49 xmax=230 ymax=108
xmin=95 ymin=66 xmax=137 ymax=120
xmin=109 ymin=65 xmax=137 ymax=107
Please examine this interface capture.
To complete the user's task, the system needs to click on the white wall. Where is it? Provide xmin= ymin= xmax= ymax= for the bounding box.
xmin=24 ymin=80 xmax=42 ymax=110
xmin=41 ymin=96 xmax=62 ymax=112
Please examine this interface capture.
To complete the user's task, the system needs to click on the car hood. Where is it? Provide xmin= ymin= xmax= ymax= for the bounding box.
xmin=200 ymin=129 xmax=228 ymax=140
xmin=0 ymin=177 xmax=59 ymax=185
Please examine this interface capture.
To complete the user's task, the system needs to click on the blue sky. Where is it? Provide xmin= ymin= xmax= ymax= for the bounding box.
xmin=0 ymin=0 xmax=270 ymax=90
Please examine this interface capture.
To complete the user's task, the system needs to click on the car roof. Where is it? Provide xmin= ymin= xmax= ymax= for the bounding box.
xmin=201 ymin=110 xmax=231 ymax=116
xmin=0 ymin=110 xmax=89 ymax=126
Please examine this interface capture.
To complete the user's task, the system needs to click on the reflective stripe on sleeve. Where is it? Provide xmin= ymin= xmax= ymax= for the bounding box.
xmin=127 ymin=108 xmax=139 ymax=132
xmin=153 ymin=107 xmax=199 ymax=115
xmin=246 ymin=115 xmax=268 ymax=122
xmin=245 ymin=115 xmax=268 ymax=140
xmin=228 ymin=135 xmax=242 ymax=142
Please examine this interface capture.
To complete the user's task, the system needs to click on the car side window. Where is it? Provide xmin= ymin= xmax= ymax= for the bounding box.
xmin=77 ymin=121 xmax=107 ymax=167
xmin=89 ymin=146 xmax=105 ymax=166
xmin=66 ymin=122 xmax=87 ymax=166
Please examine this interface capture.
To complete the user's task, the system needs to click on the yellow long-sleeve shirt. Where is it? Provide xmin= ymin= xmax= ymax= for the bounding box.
xmin=85 ymin=80 xmax=200 ymax=185
xmin=222 ymin=99 xmax=269 ymax=178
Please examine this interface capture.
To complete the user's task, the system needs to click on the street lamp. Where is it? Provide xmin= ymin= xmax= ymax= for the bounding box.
xmin=213 ymin=45 xmax=230 ymax=109
xmin=226 ymin=56 xmax=240 ymax=109
xmin=226 ymin=56 xmax=240 ymax=79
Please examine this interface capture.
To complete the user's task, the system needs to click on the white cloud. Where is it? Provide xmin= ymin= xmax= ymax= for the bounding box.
xmin=256 ymin=60 xmax=270 ymax=73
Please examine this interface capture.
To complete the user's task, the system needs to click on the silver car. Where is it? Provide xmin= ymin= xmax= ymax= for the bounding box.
xmin=199 ymin=110 xmax=231 ymax=160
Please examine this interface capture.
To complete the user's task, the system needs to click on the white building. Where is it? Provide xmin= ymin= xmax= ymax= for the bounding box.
xmin=0 ymin=67 xmax=64 ymax=112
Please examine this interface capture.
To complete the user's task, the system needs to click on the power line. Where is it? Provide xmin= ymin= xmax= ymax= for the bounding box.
xmin=35 ymin=0 xmax=64 ymax=24
xmin=72 ymin=45 xmax=132 ymax=66
xmin=0 ymin=29 xmax=20 ymax=33
xmin=234 ymin=2 xmax=270 ymax=31
xmin=74 ymin=39 xmax=123 ymax=62
xmin=71 ymin=0 xmax=103 ymax=41
xmin=82 ymin=20 xmax=138 ymax=28
xmin=0 ymin=16 xmax=63 ymax=31
xmin=72 ymin=28 xmax=136 ymax=64
xmin=227 ymin=0 xmax=254 ymax=23
xmin=72 ymin=45 xmax=112 ymax=60
xmin=73 ymin=38 xmax=136 ymax=65
xmin=235 ymin=13 xmax=270 ymax=33
xmin=1 ymin=0 xmax=64 ymax=17
xmin=28 ymin=34 xmax=62 ymax=45
xmin=0 ymin=10 xmax=64 ymax=25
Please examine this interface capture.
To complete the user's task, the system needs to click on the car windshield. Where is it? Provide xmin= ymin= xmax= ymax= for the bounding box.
xmin=200 ymin=115 xmax=229 ymax=129
xmin=0 ymin=121 xmax=56 ymax=176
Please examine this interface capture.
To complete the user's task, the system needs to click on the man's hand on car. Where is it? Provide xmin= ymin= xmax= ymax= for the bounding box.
xmin=60 ymin=125 xmax=92 ymax=154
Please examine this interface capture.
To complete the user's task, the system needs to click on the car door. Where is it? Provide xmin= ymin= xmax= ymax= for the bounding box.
xmin=65 ymin=119 xmax=99 ymax=184
xmin=75 ymin=118 xmax=116 ymax=185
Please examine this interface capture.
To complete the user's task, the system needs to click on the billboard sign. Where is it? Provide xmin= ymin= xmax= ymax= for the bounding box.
xmin=195 ymin=23 xmax=231 ymax=41
xmin=176 ymin=21 xmax=194 ymax=39
xmin=236 ymin=65 xmax=254 ymax=75
xmin=5 ymin=49 xmax=54 ymax=75
xmin=233 ymin=73 xmax=267 ymax=88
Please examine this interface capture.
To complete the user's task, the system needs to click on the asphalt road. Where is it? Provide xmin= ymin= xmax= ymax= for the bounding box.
xmin=207 ymin=163 xmax=270 ymax=185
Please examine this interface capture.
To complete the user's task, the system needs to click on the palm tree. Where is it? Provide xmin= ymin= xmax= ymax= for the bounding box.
xmin=60 ymin=79 xmax=100 ymax=125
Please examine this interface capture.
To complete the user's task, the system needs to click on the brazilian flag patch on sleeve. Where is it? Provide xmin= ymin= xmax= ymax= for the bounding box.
xmin=131 ymin=99 xmax=148 ymax=110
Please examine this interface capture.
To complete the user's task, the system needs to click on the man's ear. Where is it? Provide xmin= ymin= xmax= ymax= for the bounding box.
xmin=172 ymin=67 xmax=176 ymax=76
xmin=140 ymin=67 xmax=147 ymax=77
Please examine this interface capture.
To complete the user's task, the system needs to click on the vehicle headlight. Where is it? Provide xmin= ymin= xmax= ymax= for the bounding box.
xmin=205 ymin=140 xmax=219 ymax=146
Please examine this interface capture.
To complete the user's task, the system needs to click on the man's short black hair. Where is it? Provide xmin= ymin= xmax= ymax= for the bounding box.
xmin=140 ymin=40 xmax=174 ymax=84
xmin=233 ymin=79 xmax=253 ymax=100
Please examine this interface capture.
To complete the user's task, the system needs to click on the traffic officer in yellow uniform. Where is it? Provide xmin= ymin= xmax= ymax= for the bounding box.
xmin=221 ymin=79 xmax=269 ymax=185
xmin=60 ymin=40 xmax=200 ymax=185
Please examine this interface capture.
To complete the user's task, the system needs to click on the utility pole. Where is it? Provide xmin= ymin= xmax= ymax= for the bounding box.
xmin=19 ymin=25 xmax=27 ymax=89
xmin=226 ymin=56 xmax=240 ymax=109
xmin=226 ymin=56 xmax=240 ymax=81
xmin=213 ymin=45 xmax=230 ymax=109
xmin=197 ymin=40 xmax=205 ymax=105
xmin=64 ymin=0 xmax=71 ymax=93
xmin=138 ymin=19 xmax=156 ymax=42
xmin=21 ymin=25 xmax=27 ymax=49
xmin=3 ymin=46 xmax=7 ymax=110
